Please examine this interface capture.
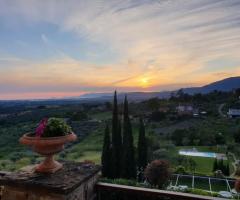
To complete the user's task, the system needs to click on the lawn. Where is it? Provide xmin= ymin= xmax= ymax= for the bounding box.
xmin=171 ymin=146 xmax=230 ymax=175
xmin=191 ymin=157 xmax=215 ymax=175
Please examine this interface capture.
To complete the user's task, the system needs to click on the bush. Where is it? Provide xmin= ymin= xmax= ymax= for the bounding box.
xmin=171 ymin=129 xmax=187 ymax=146
xmin=144 ymin=160 xmax=171 ymax=189
xmin=70 ymin=111 xmax=88 ymax=121
xmin=9 ymin=152 xmax=23 ymax=162
xmin=188 ymin=188 xmax=218 ymax=197
xmin=150 ymin=111 xmax=166 ymax=121
xmin=175 ymin=165 xmax=186 ymax=174
xmin=147 ymin=136 xmax=160 ymax=151
xmin=152 ymin=149 xmax=169 ymax=160
xmin=235 ymin=166 xmax=240 ymax=176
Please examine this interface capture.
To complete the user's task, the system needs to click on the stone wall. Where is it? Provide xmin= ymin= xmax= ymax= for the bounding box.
xmin=0 ymin=186 xmax=3 ymax=200
xmin=0 ymin=162 xmax=101 ymax=200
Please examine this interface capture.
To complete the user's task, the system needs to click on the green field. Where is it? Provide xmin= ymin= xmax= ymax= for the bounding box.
xmin=0 ymin=111 xmax=236 ymax=177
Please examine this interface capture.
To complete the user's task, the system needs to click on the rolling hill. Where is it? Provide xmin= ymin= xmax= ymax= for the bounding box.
xmin=78 ymin=76 xmax=240 ymax=101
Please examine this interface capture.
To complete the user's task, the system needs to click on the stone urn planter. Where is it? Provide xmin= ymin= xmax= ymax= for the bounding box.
xmin=19 ymin=117 xmax=77 ymax=173
xmin=20 ymin=132 xmax=77 ymax=173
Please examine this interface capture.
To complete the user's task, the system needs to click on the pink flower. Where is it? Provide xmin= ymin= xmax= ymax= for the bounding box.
xmin=35 ymin=118 xmax=48 ymax=137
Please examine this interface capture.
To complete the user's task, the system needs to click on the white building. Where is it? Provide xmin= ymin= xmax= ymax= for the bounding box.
xmin=228 ymin=108 xmax=240 ymax=118
xmin=176 ymin=105 xmax=194 ymax=115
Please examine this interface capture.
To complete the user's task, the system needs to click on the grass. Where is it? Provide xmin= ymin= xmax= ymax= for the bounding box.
xmin=210 ymin=179 xmax=229 ymax=192
xmin=175 ymin=176 xmax=233 ymax=192
xmin=171 ymin=146 xmax=229 ymax=175
xmin=193 ymin=178 xmax=210 ymax=191
xmin=176 ymin=145 xmax=227 ymax=153
xmin=90 ymin=111 xmax=111 ymax=120
xmin=177 ymin=176 xmax=193 ymax=187
xmin=65 ymin=128 xmax=103 ymax=163
xmin=191 ymin=157 xmax=216 ymax=175
xmin=76 ymin=151 xmax=101 ymax=163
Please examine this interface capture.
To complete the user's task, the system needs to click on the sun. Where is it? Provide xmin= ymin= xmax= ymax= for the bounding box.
xmin=140 ymin=77 xmax=150 ymax=88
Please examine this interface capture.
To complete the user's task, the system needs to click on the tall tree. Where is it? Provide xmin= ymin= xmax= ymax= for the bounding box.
xmin=121 ymin=96 xmax=136 ymax=179
xmin=218 ymin=159 xmax=224 ymax=173
xmin=111 ymin=91 xmax=122 ymax=178
xmin=225 ymin=162 xmax=230 ymax=176
xmin=137 ymin=117 xmax=148 ymax=171
xmin=213 ymin=158 xmax=218 ymax=172
xmin=101 ymin=124 xmax=111 ymax=178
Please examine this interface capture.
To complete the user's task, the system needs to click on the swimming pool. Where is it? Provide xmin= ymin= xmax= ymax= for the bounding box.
xmin=179 ymin=150 xmax=217 ymax=158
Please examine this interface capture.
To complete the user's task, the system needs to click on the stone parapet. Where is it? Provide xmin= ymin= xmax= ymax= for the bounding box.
xmin=0 ymin=161 xmax=101 ymax=200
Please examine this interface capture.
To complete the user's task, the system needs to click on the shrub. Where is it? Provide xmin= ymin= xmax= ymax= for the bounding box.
xmin=9 ymin=152 xmax=23 ymax=162
xmin=144 ymin=160 xmax=171 ymax=189
xmin=152 ymin=149 xmax=169 ymax=160
xmin=175 ymin=165 xmax=186 ymax=174
xmin=235 ymin=166 xmax=240 ymax=176
xmin=150 ymin=111 xmax=166 ymax=121
xmin=188 ymin=188 xmax=218 ymax=197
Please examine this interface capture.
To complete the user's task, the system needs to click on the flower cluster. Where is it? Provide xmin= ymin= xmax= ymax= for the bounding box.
xmin=35 ymin=118 xmax=48 ymax=137
xmin=35 ymin=117 xmax=71 ymax=137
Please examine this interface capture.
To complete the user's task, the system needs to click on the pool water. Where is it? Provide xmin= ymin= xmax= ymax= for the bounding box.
xmin=179 ymin=150 xmax=217 ymax=158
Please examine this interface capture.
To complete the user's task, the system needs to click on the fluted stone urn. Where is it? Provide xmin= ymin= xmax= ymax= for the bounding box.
xmin=20 ymin=132 xmax=77 ymax=173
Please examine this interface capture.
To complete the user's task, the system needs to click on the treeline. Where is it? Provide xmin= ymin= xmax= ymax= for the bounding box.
xmin=170 ymin=88 xmax=240 ymax=104
xmin=136 ymin=88 xmax=240 ymax=117
xmin=171 ymin=129 xmax=225 ymax=146
xmin=102 ymin=91 xmax=148 ymax=180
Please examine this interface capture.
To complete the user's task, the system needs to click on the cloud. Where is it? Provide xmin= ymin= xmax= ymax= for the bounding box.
xmin=0 ymin=0 xmax=240 ymax=99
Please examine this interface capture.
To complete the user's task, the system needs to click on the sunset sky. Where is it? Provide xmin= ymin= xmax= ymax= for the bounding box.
xmin=0 ymin=0 xmax=240 ymax=100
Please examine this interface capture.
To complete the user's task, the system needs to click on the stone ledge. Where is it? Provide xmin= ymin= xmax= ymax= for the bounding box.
xmin=0 ymin=161 xmax=101 ymax=195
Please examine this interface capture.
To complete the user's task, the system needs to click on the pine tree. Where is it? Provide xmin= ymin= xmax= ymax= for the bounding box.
xmin=137 ymin=117 xmax=148 ymax=171
xmin=121 ymin=96 xmax=136 ymax=179
xmin=111 ymin=91 xmax=122 ymax=178
xmin=101 ymin=124 xmax=111 ymax=178
xmin=213 ymin=158 xmax=218 ymax=172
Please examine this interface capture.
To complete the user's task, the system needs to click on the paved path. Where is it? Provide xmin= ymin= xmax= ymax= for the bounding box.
xmin=228 ymin=152 xmax=239 ymax=177
xmin=218 ymin=103 xmax=226 ymax=117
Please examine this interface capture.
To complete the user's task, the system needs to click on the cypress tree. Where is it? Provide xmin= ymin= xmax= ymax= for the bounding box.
xmin=101 ymin=124 xmax=111 ymax=178
xmin=111 ymin=91 xmax=122 ymax=178
xmin=137 ymin=117 xmax=148 ymax=171
xmin=213 ymin=158 xmax=218 ymax=172
xmin=219 ymin=159 xmax=224 ymax=173
xmin=225 ymin=162 xmax=230 ymax=176
xmin=121 ymin=96 xmax=136 ymax=179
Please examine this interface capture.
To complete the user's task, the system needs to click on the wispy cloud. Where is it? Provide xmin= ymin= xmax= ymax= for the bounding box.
xmin=0 ymin=0 xmax=240 ymax=99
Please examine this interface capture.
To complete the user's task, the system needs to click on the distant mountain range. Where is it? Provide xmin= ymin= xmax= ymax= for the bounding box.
xmin=77 ymin=76 xmax=240 ymax=102
xmin=181 ymin=76 xmax=240 ymax=94
xmin=1 ymin=76 xmax=239 ymax=103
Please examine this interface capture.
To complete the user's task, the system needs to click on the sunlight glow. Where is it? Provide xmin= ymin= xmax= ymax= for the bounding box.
xmin=140 ymin=77 xmax=150 ymax=88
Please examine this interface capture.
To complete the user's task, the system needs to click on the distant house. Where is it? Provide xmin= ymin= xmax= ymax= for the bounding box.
xmin=228 ymin=108 xmax=240 ymax=118
xmin=158 ymin=107 xmax=169 ymax=113
xmin=176 ymin=105 xmax=194 ymax=115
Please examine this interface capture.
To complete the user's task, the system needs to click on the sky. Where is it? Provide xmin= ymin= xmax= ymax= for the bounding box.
xmin=0 ymin=0 xmax=240 ymax=100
